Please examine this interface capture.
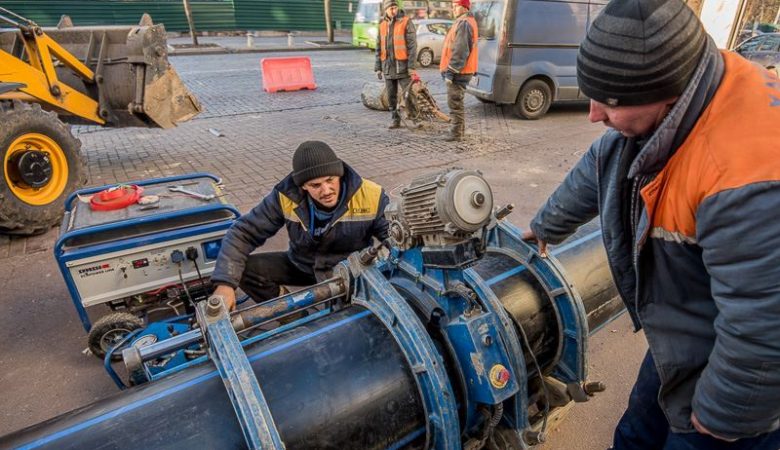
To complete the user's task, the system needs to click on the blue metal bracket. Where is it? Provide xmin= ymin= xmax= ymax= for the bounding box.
xmin=348 ymin=264 xmax=460 ymax=450
xmin=463 ymin=267 xmax=531 ymax=433
xmin=486 ymin=222 xmax=589 ymax=384
xmin=196 ymin=297 xmax=284 ymax=450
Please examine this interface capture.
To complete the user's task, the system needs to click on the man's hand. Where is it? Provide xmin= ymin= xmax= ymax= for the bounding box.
xmin=521 ymin=228 xmax=548 ymax=257
xmin=376 ymin=71 xmax=383 ymax=80
xmin=691 ymin=412 xmax=738 ymax=442
xmin=213 ymin=284 xmax=237 ymax=311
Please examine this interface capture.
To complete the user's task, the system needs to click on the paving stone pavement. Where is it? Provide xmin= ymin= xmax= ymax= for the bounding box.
xmin=2 ymin=50 xmax=597 ymax=261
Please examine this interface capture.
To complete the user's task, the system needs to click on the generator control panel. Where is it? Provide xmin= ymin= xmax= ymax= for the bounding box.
xmin=67 ymin=231 xmax=226 ymax=307
xmin=55 ymin=173 xmax=240 ymax=332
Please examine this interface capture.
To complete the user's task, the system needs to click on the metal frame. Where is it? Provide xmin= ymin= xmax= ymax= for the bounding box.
xmin=350 ymin=265 xmax=461 ymax=450
xmin=463 ymin=266 xmax=531 ymax=436
xmin=54 ymin=173 xmax=239 ymax=332
xmin=197 ymin=298 xmax=284 ymax=450
xmin=485 ymin=221 xmax=589 ymax=383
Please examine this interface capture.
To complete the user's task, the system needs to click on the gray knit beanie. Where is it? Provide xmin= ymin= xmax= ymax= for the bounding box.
xmin=292 ymin=141 xmax=344 ymax=186
xmin=577 ymin=0 xmax=707 ymax=106
xmin=383 ymin=0 xmax=399 ymax=11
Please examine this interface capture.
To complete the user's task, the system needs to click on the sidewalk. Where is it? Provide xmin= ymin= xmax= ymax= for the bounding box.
xmin=167 ymin=31 xmax=362 ymax=56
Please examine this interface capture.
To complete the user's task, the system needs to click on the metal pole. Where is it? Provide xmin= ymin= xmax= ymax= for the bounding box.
xmin=182 ymin=0 xmax=199 ymax=46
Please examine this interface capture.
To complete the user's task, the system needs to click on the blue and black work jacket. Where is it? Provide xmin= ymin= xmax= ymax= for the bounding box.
xmin=530 ymin=39 xmax=780 ymax=440
xmin=211 ymin=163 xmax=389 ymax=286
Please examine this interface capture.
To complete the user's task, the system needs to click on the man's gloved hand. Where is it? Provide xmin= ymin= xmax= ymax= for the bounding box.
xmin=213 ymin=284 xmax=238 ymax=311
xmin=376 ymin=71 xmax=383 ymax=80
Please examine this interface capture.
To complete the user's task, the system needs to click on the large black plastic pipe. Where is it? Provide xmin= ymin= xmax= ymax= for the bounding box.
xmin=2 ymin=309 xmax=426 ymax=450
xmin=2 ymin=230 xmax=621 ymax=450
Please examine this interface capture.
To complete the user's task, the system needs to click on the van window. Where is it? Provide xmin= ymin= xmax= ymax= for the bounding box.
xmin=471 ymin=0 xmax=506 ymax=40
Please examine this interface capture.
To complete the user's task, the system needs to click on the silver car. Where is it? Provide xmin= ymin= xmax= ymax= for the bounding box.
xmin=414 ymin=19 xmax=453 ymax=68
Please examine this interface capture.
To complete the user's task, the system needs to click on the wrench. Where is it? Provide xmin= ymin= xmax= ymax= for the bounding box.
xmin=168 ymin=185 xmax=215 ymax=201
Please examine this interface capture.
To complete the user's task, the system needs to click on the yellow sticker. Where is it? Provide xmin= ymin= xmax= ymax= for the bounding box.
xmin=489 ymin=364 xmax=510 ymax=389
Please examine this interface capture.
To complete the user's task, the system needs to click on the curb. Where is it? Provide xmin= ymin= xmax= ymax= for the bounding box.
xmin=170 ymin=44 xmax=367 ymax=57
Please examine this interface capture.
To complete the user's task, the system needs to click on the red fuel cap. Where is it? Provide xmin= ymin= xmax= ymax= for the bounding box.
xmin=90 ymin=185 xmax=144 ymax=211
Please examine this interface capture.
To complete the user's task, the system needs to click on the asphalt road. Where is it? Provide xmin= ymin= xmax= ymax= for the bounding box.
xmin=0 ymin=49 xmax=647 ymax=449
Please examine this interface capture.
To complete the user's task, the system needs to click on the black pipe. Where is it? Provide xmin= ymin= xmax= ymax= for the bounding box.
xmin=1 ymin=229 xmax=621 ymax=449
xmin=470 ymin=221 xmax=621 ymax=373
xmin=1 ymin=308 xmax=426 ymax=450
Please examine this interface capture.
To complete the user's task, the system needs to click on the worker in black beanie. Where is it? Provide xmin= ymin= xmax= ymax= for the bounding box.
xmin=523 ymin=0 xmax=780 ymax=448
xmin=212 ymin=140 xmax=389 ymax=309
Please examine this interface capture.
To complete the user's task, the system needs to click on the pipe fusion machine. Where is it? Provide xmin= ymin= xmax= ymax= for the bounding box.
xmin=3 ymin=169 xmax=624 ymax=450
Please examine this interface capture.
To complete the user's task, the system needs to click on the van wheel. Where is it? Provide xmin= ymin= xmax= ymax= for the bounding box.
xmin=513 ymin=79 xmax=552 ymax=120
xmin=418 ymin=48 xmax=434 ymax=68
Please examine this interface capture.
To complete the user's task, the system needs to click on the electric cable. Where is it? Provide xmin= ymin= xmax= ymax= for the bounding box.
xmin=515 ymin=320 xmax=550 ymax=436
xmin=177 ymin=264 xmax=195 ymax=309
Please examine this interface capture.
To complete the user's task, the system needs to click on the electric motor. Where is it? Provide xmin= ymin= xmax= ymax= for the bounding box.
xmin=386 ymin=169 xmax=493 ymax=249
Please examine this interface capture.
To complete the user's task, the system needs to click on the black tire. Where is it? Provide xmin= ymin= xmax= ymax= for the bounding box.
xmin=88 ymin=312 xmax=144 ymax=360
xmin=0 ymin=101 xmax=86 ymax=235
xmin=418 ymin=48 xmax=434 ymax=68
xmin=513 ymin=79 xmax=553 ymax=120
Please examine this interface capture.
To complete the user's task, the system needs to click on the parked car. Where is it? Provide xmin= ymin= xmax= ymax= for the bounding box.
xmin=414 ymin=19 xmax=453 ymax=68
xmin=734 ymin=32 xmax=780 ymax=77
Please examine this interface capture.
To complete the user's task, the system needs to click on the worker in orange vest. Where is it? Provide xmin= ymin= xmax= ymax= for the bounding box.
xmin=439 ymin=0 xmax=478 ymax=142
xmin=374 ymin=0 xmax=417 ymax=129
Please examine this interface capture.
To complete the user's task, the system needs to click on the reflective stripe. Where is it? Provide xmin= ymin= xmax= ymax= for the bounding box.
xmin=439 ymin=15 xmax=478 ymax=74
xmin=335 ymin=179 xmax=383 ymax=224
xmin=649 ymin=227 xmax=697 ymax=245
xmin=379 ymin=17 xmax=410 ymax=62
xmin=278 ymin=192 xmax=305 ymax=229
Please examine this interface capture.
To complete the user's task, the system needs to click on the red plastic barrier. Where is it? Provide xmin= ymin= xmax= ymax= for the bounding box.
xmin=261 ymin=56 xmax=317 ymax=93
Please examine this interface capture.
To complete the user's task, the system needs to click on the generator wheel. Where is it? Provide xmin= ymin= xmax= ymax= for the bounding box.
xmin=88 ymin=312 xmax=144 ymax=360
xmin=0 ymin=102 xmax=86 ymax=235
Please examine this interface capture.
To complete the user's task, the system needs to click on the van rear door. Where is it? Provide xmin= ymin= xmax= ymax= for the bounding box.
xmin=467 ymin=0 xmax=509 ymax=99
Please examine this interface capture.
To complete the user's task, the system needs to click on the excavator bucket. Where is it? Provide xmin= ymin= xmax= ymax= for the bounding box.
xmin=0 ymin=14 xmax=201 ymax=128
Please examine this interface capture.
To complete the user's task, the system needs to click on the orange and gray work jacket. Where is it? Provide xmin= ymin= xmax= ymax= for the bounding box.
xmin=440 ymin=12 xmax=478 ymax=81
xmin=530 ymin=40 xmax=780 ymax=441
xmin=374 ymin=12 xmax=417 ymax=79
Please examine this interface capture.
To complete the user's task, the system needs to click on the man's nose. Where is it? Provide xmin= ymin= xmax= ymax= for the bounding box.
xmin=588 ymin=100 xmax=607 ymax=123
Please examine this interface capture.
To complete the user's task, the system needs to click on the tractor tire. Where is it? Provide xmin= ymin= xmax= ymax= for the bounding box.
xmin=513 ymin=79 xmax=553 ymax=120
xmin=0 ymin=101 xmax=86 ymax=235
xmin=88 ymin=312 xmax=144 ymax=360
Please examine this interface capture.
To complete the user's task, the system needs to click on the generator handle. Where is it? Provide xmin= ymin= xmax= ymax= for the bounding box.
xmin=63 ymin=172 xmax=223 ymax=212
xmin=54 ymin=202 xmax=240 ymax=257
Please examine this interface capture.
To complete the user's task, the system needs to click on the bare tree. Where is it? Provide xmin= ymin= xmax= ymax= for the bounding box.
xmin=324 ymin=0 xmax=334 ymax=43
xmin=183 ymin=0 xmax=199 ymax=46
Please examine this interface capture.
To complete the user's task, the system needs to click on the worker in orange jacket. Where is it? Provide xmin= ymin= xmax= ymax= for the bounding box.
xmin=439 ymin=0 xmax=478 ymax=142
xmin=374 ymin=0 xmax=417 ymax=129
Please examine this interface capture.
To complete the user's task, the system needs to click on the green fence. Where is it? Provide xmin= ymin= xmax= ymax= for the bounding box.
xmin=0 ymin=0 xmax=355 ymax=32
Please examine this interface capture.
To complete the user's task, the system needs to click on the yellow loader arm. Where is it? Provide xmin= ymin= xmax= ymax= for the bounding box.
xmin=0 ymin=8 xmax=201 ymax=128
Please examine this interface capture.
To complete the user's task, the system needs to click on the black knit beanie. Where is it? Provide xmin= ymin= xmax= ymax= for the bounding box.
xmin=292 ymin=141 xmax=344 ymax=186
xmin=577 ymin=0 xmax=707 ymax=106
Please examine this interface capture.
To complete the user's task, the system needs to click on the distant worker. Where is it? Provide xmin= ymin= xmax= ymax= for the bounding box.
xmin=211 ymin=141 xmax=389 ymax=310
xmin=440 ymin=0 xmax=478 ymax=142
xmin=523 ymin=0 xmax=780 ymax=448
xmin=374 ymin=0 xmax=417 ymax=129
